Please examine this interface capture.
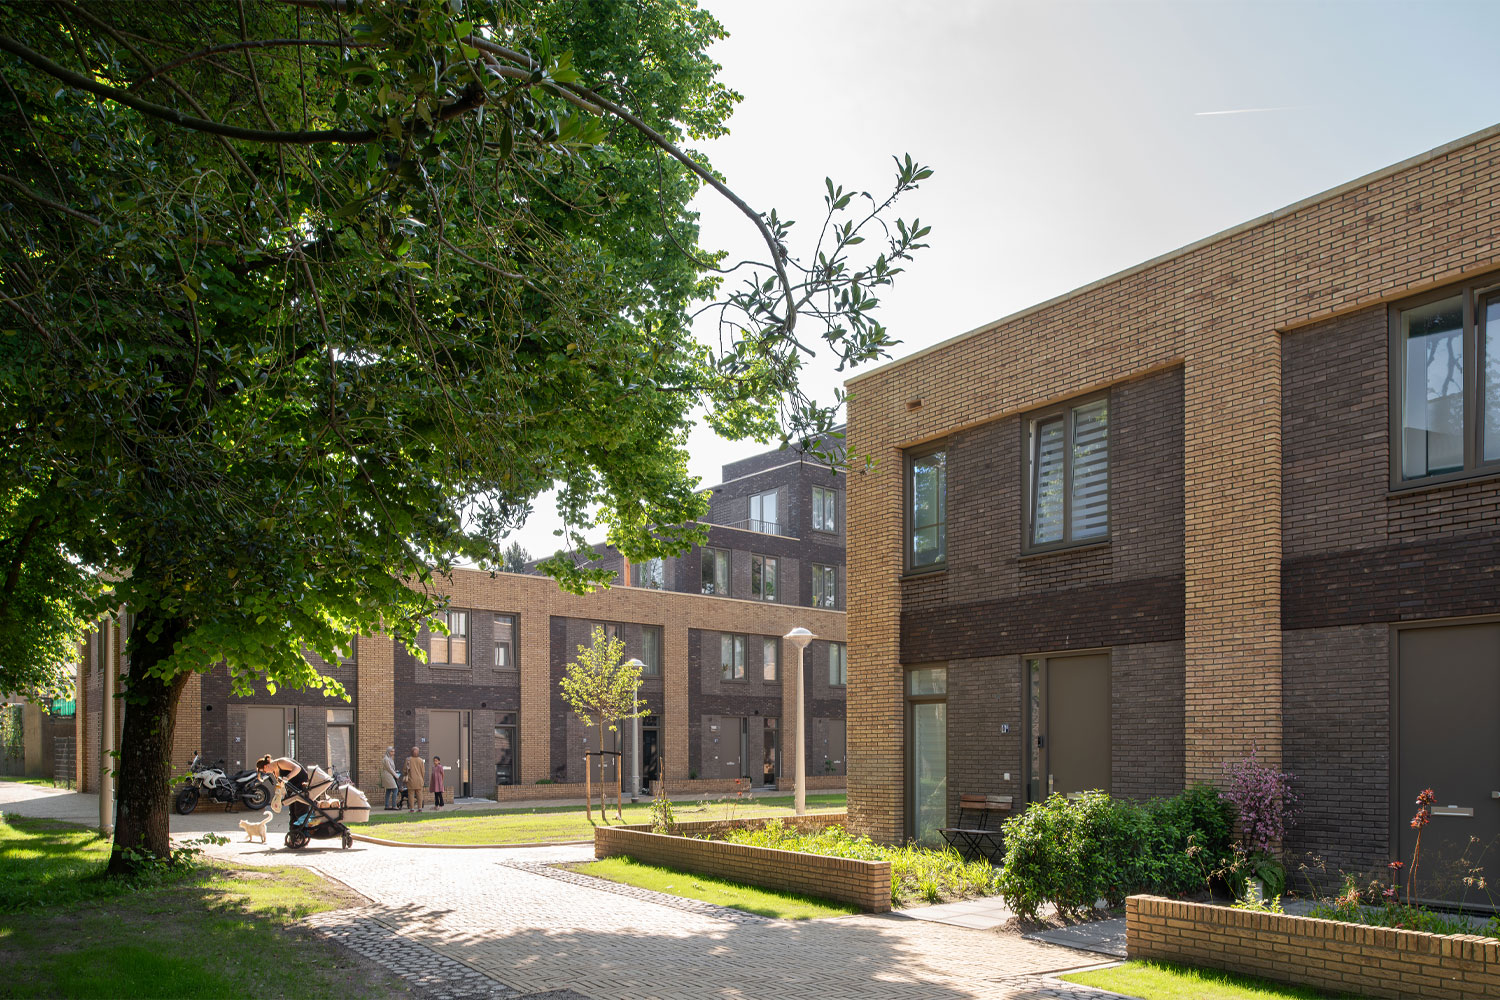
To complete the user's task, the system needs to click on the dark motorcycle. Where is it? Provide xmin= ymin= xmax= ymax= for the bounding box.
xmin=175 ymin=751 xmax=273 ymax=814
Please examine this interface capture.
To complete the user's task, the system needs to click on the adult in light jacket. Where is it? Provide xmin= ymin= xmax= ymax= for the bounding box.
xmin=380 ymin=747 xmax=400 ymax=810
xmin=404 ymin=746 xmax=426 ymax=812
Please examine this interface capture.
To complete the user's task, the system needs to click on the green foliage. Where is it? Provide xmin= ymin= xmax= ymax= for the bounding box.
xmin=997 ymin=788 xmax=1238 ymax=921
xmin=501 ymin=541 xmax=531 ymax=574
xmin=719 ymin=820 xmax=1000 ymax=907
xmin=649 ymin=783 xmax=677 ymax=835
xmin=559 ymin=626 xmax=646 ymax=735
xmin=1308 ymin=871 xmax=1500 ymax=939
xmin=1065 ymin=960 xmax=1357 ymax=1000
xmin=0 ymin=704 xmax=21 ymax=757
xmin=572 ymin=856 xmax=858 ymax=920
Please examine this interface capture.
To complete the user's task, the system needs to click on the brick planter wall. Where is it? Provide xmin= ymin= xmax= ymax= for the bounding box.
xmin=494 ymin=777 xmax=845 ymax=802
xmin=1127 ymin=895 xmax=1500 ymax=999
xmin=594 ymin=813 xmax=890 ymax=912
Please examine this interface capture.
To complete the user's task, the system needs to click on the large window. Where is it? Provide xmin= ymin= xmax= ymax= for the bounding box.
xmin=1028 ymin=395 xmax=1109 ymax=548
xmin=751 ymin=554 xmax=778 ymax=602
xmin=908 ymin=447 xmax=947 ymax=569
xmin=632 ymin=557 xmax=664 ymax=589
xmin=762 ymin=637 xmax=778 ymax=682
xmin=749 ymin=490 xmax=779 ymax=533
xmin=326 ymin=708 xmax=354 ymax=779
xmin=720 ymin=634 xmax=746 ymax=681
xmin=494 ymin=712 xmax=518 ymax=786
xmin=828 ymin=642 xmax=847 ymax=686
xmin=429 ymin=610 xmax=468 ymax=666
xmin=701 ymin=547 xmax=730 ymax=596
xmin=1394 ymin=284 xmax=1500 ymax=483
xmin=812 ymin=485 xmax=838 ymax=533
xmin=813 ymin=563 xmax=838 ymax=609
xmin=493 ymin=614 xmax=516 ymax=670
xmin=642 ymin=626 xmax=662 ymax=676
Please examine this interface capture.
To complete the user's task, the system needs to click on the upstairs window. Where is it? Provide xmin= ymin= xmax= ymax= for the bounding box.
xmin=721 ymin=634 xmax=746 ymax=681
xmin=762 ymin=638 xmax=778 ymax=681
xmin=493 ymin=614 xmax=516 ymax=670
xmin=1393 ymin=284 xmax=1500 ymax=484
xmin=829 ymin=642 xmax=848 ymax=687
xmin=749 ymin=490 xmax=779 ymax=533
xmin=701 ymin=548 xmax=730 ymax=596
xmin=907 ymin=447 xmax=947 ymax=570
xmin=642 ymin=626 xmax=662 ymax=676
xmin=813 ymin=564 xmax=838 ymax=609
xmin=812 ymin=486 xmax=838 ymax=533
xmin=1028 ymin=395 xmax=1109 ymax=548
xmin=632 ymin=557 xmax=665 ymax=590
xmin=429 ymin=610 xmax=468 ymax=666
xmin=751 ymin=554 xmax=779 ymax=602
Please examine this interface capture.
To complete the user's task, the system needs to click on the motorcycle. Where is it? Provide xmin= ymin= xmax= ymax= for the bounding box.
xmin=174 ymin=751 xmax=273 ymax=814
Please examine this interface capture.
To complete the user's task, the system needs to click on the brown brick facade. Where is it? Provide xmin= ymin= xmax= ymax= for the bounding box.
xmin=848 ymin=123 xmax=1500 ymax=844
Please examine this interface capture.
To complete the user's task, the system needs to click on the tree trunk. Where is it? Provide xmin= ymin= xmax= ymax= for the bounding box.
xmin=107 ymin=610 xmax=190 ymax=875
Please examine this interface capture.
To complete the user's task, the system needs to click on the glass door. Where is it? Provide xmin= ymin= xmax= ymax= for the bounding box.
xmin=907 ymin=666 xmax=948 ymax=846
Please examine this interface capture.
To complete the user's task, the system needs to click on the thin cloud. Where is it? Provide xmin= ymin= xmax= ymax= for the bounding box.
xmin=1194 ymin=105 xmax=1312 ymax=117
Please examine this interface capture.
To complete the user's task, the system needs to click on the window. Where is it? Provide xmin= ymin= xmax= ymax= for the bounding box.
xmin=812 ymin=485 xmax=838 ymax=533
xmin=1028 ymin=396 xmax=1109 ymax=548
xmin=494 ymin=712 xmax=518 ymax=786
xmin=593 ymin=622 xmax=621 ymax=643
xmin=326 ymin=708 xmax=354 ymax=779
xmin=1393 ymin=284 xmax=1500 ymax=483
xmin=429 ymin=610 xmax=468 ymax=665
xmin=813 ymin=564 xmax=837 ymax=609
xmin=829 ymin=642 xmax=847 ymax=686
xmin=642 ymin=626 xmax=661 ymax=676
xmin=720 ymin=634 xmax=746 ymax=681
xmin=751 ymin=554 xmax=778 ymax=601
xmin=493 ymin=614 xmax=516 ymax=670
xmin=632 ymin=557 xmax=664 ymax=589
xmin=908 ymin=448 xmax=947 ymax=569
xmin=701 ymin=547 xmax=730 ymax=596
xmin=749 ymin=490 xmax=778 ymax=533
xmin=762 ymin=638 xmax=778 ymax=682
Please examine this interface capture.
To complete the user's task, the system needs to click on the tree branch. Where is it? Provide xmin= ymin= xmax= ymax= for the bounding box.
xmin=0 ymin=173 xmax=100 ymax=226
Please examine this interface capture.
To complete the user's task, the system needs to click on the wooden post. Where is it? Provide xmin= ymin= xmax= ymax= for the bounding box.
xmin=616 ymin=751 xmax=623 ymax=821
xmin=584 ymin=753 xmax=592 ymax=823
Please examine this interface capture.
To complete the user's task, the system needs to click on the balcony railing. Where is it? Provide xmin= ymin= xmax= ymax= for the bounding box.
xmin=725 ymin=518 xmax=789 ymax=537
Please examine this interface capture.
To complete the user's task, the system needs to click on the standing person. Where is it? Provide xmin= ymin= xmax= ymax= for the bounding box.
xmin=404 ymin=746 xmax=426 ymax=813
xmin=430 ymin=755 xmax=446 ymax=810
xmin=380 ymin=747 xmax=400 ymax=810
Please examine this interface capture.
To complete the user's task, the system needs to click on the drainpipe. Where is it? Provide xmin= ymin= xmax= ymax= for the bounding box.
xmin=99 ymin=619 xmax=114 ymax=836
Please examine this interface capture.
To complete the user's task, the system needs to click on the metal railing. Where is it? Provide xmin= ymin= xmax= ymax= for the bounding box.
xmin=725 ymin=518 xmax=789 ymax=536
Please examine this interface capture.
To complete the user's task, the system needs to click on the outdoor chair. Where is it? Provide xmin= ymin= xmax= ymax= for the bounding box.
xmin=939 ymin=793 xmax=1012 ymax=862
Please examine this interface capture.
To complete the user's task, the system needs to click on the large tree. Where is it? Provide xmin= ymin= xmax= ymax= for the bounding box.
xmin=0 ymin=0 xmax=930 ymax=871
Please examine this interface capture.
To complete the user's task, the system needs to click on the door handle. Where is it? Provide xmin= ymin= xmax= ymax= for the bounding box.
xmin=1431 ymin=806 xmax=1474 ymax=817
xmin=1048 ymin=774 xmax=1055 ymax=795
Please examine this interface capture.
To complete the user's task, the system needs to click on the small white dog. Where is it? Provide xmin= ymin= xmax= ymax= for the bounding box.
xmin=238 ymin=809 xmax=273 ymax=844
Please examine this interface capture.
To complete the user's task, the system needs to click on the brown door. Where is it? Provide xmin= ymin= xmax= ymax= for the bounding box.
xmin=428 ymin=710 xmax=462 ymax=799
xmin=1397 ymin=624 xmax=1500 ymax=906
xmin=245 ymin=707 xmax=286 ymax=770
xmin=1031 ymin=654 xmax=1111 ymax=798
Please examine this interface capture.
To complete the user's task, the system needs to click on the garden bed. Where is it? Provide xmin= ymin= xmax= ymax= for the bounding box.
xmin=1127 ymin=894 xmax=1500 ymax=999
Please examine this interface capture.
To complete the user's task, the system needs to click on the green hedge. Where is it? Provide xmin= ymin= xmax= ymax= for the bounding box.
xmin=995 ymin=786 xmax=1233 ymax=920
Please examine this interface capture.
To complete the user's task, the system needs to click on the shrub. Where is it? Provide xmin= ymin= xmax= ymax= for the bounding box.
xmin=1221 ymin=750 xmax=1297 ymax=855
xmin=1145 ymin=785 xmax=1235 ymax=895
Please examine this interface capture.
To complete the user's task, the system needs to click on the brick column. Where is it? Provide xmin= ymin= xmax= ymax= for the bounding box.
xmin=664 ymin=622 xmax=689 ymax=788
xmin=356 ymin=634 xmax=394 ymax=788
xmin=171 ymin=672 xmax=201 ymax=774
xmin=518 ymin=615 xmax=551 ymax=783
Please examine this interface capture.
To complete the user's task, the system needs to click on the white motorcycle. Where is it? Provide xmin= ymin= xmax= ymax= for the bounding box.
xmin=175 ymin=751 xmax=273 ymax=814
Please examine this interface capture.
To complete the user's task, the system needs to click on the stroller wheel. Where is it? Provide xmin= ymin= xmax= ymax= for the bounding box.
xmin=341 ymin=830 xmax=353 ymax=850
xmin=285 ymin=828 xmax=309 ymax=850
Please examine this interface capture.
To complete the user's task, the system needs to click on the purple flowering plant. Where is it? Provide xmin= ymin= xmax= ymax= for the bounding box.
xmin=1220 ymin=749 xmax=1298 ymax=855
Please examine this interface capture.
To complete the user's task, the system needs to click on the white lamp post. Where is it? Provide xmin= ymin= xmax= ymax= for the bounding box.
xmin=783 ymin=628 xmax=815 ymax=815
xmin=624 ymin=658 xmax=646 ymax=802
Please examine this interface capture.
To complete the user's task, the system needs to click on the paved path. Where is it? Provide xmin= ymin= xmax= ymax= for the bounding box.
xmin=3 ymin=783 xmax=1126 ymax=999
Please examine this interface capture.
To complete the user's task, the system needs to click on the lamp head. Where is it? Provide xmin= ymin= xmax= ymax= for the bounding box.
xmin=783 ymin=627 xmax=815 ymax=650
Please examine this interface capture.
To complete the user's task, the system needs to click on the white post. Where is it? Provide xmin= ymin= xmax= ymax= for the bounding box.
xmin=100 ymin=619 xmax=114 ymax=836
xmin=624 ymin=659 xmax=645 ymax=802
xmin=783 ymin=628 xmax=815 ymax=816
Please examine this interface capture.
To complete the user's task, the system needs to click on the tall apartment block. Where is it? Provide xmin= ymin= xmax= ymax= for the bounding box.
xmin=845 ymin=124 xmax=1500 ymax=905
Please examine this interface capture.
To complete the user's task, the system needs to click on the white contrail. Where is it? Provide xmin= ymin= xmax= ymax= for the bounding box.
xmin=1194 ymin=105 xmax=1309 ymax=117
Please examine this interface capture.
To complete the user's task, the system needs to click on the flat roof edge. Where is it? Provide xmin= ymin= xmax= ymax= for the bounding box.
xmin=846 ymin=120 xmax=1500 ymax=387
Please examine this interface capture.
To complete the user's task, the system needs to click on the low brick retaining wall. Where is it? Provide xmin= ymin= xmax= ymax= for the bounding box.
xmin=495 ymin=777 xmax=845 ymax=802
xmin=1127 ymin=895 xmax=1500 ymax=999
xmin=594 ymin=812 xmax=890 ymax=912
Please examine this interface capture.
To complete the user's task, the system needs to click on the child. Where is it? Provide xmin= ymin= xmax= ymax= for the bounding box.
xmin=430 ymin=755 xmax=446 ymax=809
xmin=395 ymin=774 xmax=410 ymax=811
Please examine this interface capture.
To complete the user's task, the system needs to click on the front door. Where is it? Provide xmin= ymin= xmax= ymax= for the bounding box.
xmin=428 ymin=710 xmax=464 ymax=799
xmin=1028 ymin=653 xmax=1111 ymax=800
xmin=641 ymin=727 xmax=659 ymax=791
xmin=245 ymin=707 xmax=286 ymax=771
xmin=1398 ymin=623 xmax=1500 ymax=906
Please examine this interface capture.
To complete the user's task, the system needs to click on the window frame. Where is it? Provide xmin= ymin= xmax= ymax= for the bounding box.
xmin=762 ymin=637 xmax=778 ymax=682
xmin=812 ymin=485 xmax=838 ymax=533
xmin=828 ymin=642 xmax=847 ymax=687
xmin=633 ymin=557 xmax=665 ymax=590
xmin=1388 ymin=277 xmax=1500 ymax=490
xmin=493 ymin=613 xmax=517 ymax=671
xmin=642 ymin=625 xmax=662 ymax=677
xmin=749 ymin=489 xmax=779 ymax=533
xmin=1022 ymin=390 xmax=1111 ymax=553
xmin=429 ymin=609 xmax=469 ymax=667
xmin=751 ymin=553 xmax=779 ymax=602
xmin=720 ymin=633 xmax=746 ymax=681
xmin=812 ymin=563 xmax=838 ymax=609
xmin=905 ymin=441 xmax=948 ymax=573
xmin=700 ymin=547 xmax=730 ymax=596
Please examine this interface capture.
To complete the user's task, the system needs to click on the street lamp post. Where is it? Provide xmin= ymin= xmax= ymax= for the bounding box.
xmin=624 ymin=658 xmax=646 ymax=802
xmin=783 ymin=628 xmax=815 ymax=816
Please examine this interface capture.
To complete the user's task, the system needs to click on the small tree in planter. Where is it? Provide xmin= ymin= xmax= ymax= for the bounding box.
xmin=1220 ymin=750 xmax=1298 ymax=899
xmin=560 ymin=626 xmax=648 ymax=821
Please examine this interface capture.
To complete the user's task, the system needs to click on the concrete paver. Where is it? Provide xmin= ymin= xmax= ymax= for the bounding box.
xmin=4 ymin=785 xmax=1122 ymax=999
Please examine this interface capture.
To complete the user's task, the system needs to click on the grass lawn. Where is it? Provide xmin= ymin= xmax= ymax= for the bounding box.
xmin=1062 ymin=960 xmax=1356 ymax=1000
xmin=359 ymin=791 xmax=846 ymax=845
xmin=0 ymin=774 xmax=62 ymax=788
xmin=568 ymin=856 xmax=858 ymax=920
xmin=0 ymin=815 xmax=411 ymax=999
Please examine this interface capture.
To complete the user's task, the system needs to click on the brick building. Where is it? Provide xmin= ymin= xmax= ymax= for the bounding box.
xmin=75 ymin=443 xmax=849 ymax=803
xmin=845 ymin=123 xmax=1500 ymax=902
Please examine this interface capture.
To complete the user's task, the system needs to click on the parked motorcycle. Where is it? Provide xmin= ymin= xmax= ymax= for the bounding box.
xmin=174 ymin=752 xmax=273 ymax=814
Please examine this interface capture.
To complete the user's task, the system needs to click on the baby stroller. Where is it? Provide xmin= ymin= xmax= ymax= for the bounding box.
xmin=276 ymin=763 xmax=372 ymax=850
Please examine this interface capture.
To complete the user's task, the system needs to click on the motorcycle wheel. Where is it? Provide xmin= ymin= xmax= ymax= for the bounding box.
xmin=174 ymin=786 xmax=199 ymax=815
xmin=240 ymin=780 xmax=270 ymax=811
xmin=285 ymin=828 xmax=309 ymax=850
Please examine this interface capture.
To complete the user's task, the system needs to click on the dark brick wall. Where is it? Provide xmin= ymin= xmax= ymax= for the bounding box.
xmin=200 ymin=653 xmax=358 ymax=774
xmin=1111 ymin=641 xmax=1185 ymax=800
xmin=548 ymin=615 xmax=666 ymax=783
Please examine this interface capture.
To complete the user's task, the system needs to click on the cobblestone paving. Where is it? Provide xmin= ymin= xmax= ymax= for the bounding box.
xmin=199 ymin=837 xmax=1120 ymax=999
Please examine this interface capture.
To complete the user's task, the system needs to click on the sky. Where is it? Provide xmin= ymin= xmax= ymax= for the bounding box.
xmin=506 ymin=0 xmax=1500 ymax=559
